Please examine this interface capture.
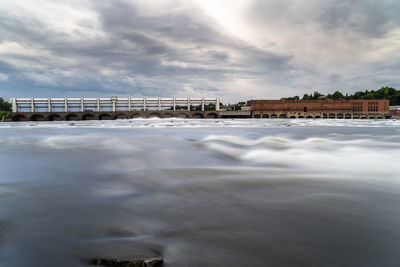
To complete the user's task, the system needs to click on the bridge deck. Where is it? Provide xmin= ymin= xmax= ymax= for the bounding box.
xmin=10 ymin=97 xmax=221 ymax=113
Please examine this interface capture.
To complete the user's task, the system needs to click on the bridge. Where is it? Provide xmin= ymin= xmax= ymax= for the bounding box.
xmin=3 ymin=97 xmax=233 ymax=121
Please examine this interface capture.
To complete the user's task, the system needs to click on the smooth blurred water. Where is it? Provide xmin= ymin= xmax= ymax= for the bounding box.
xmin=1 ymin=119 xmax=400 ymax=267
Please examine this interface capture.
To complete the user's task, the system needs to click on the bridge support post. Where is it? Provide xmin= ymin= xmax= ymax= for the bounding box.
xmin=187 ymin=98 xmax=190 ymax=111
xmin=11 ymin=98 xmax=17 ymax=112
xmin=65 ymin=98 xmax=68 ymax=112
xmin=128 ymin=98 xmax=131 ymax=112
xmin=81 ymin=98 xmax=84 ymax=112
xmin=31 ymin=98 xmax=35 ymax=112
xmin=48 ymin=98 xmax=52 ymax=112
xmin=97 ymin=98 xmax=100 ymax=112
xmin=111 ymin=96 xmax=117 ymax=112
xmin=143 ymin=98 xmax=146 ymax=111
xmin=201 ymin=98 xmax=205 ymax=111
xmin=173 ymin=98 xmax=176 ymax=111
xmin=216 ymin=97 xmax=220 ymax=111
xmin=158 ymin=98 xmax=161 ymax=111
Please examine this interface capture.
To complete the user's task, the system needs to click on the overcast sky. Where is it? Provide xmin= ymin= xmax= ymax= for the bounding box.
xmin=0 ymin=0 xmax=399 ymax=102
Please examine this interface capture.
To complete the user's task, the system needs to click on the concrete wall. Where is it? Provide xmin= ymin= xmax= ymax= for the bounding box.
xmin=2 ymin=110 xmax=394 ymax=122
xmin=2 ymin=110 xmax=221 ymax=122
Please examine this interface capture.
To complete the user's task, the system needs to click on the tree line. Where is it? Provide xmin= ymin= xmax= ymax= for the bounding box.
xmin=281 ymin=86 xmax=400 ymax=106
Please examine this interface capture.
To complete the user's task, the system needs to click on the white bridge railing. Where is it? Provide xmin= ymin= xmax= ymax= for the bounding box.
xmin=10 ymin=97 xmax=220 ymax=113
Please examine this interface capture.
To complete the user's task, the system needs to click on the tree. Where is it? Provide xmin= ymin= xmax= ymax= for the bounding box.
xmin=312 ymin=91 xmax=324 ymax=99
xmin=328 ymin=91 xmax=344 ymax=100
xmin=0 ymin=98 xmax=11 ymax=111
xmin=281 ymin=96 xmax=299 ymax=100
xmin=364 ymin=92 xmax=374 ymax=99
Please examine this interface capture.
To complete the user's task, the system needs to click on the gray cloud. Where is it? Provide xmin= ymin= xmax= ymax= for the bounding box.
xmin=250 ymin=0 xmax=400 ymax=37
xmin=0 ymin=0 xmax=399 ymax=101
xmin=318 ymin=0 xmax=400 ymax=37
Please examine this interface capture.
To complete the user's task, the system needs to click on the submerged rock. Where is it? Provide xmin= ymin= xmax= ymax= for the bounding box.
xmin=89 ymin=256 xmax=163 ymax=266
xmin=76 ymin=238 xmax=164 ymax=267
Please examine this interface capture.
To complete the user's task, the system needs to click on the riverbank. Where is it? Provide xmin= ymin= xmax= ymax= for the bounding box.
xmin=0 ymin=112 xmax=8 ymax=120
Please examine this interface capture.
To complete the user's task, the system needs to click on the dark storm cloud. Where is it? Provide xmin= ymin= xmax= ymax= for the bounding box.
xmin=91 ymin=0 xmax=290 ymax=74
xmin=250 ymin=0 xmax=400 ymax=37
xmin=94 ymin=0 xmax=219 ymax=44
xmin=318 ymin=0 xmax=400 ymax=37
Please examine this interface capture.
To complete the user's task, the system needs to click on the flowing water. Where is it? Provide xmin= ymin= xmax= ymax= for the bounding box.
xmin=1 ymin=119 xmax=400 ymax=267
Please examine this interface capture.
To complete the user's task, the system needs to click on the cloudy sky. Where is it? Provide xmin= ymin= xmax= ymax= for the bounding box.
xmin=0 ymin=0 xmax=399 ymax=102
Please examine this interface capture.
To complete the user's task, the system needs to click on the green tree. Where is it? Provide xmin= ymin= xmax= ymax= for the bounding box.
xmin=364 ymin=92 xmax=374 ymax=99
xmin=0 ymin=97 xmax=11 ymax=111
xmin=312 ymin=91 xmax=324 ymax=99
xmin=328 ymin=91 xmax=344 ymax=100
xmin=281 ymin=96 xmax=299 ymax=100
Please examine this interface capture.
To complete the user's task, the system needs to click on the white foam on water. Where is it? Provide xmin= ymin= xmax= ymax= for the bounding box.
xmin=1 ymin=118 xmax=400 ymax=129
xmin=200 ymin=134 xmax=400 ymax=181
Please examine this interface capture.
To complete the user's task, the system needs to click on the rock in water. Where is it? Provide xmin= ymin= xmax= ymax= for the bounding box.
xmin=90 ymin=257 xmax=163 ymax=266
xmin=75 ymin=237 xmax=164 ymax=267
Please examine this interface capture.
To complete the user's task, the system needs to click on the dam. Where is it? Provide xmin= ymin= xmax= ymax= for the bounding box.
xmin=3 ymin=97 xmax=249 ymax=121
xmin=2 ymin=97 xmax=392 ymax=121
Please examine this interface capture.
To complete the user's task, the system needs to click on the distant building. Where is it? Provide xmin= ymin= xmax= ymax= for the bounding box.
xmin=247 ymin=99 xmax=390 ymax=119
xmin=390 ymin=106 xmax=400 ymax=119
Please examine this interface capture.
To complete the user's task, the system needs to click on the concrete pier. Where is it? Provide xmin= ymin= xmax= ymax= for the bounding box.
xmin=3 ymin=110 xmax=223 ymax=121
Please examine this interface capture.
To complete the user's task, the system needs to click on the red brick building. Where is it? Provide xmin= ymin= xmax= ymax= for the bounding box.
xmin=248 ymin=99 xmax=390 ymax=119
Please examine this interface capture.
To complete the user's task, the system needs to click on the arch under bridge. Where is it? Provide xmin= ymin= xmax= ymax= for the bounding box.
xmin=252 ymin=111 xmax=387 ymax=119
xmin=6 ymin=110 xmax=221 ymax=121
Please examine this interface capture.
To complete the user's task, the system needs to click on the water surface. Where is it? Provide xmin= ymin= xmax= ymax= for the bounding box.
xmin=1 ymin=119 xmax=400 ymax=266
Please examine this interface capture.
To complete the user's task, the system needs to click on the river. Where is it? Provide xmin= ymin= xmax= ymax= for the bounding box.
xmin=1 ymin=119 xmax=400 ymax=266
